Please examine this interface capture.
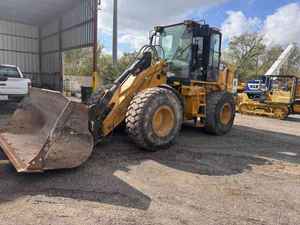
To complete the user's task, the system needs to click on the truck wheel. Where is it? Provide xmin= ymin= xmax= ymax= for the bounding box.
xmin=205 ymin=92 xmax=235 ymax=135
xmin=126 ymin=87 xmax=183 ymax=151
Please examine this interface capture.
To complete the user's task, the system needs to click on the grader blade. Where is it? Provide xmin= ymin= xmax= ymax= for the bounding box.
xmin=0 ymin=88 xmax=94 ymax=173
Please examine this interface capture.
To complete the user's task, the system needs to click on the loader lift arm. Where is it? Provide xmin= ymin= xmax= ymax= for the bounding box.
xmin=88 ymin=46 xmax=168 ymax=142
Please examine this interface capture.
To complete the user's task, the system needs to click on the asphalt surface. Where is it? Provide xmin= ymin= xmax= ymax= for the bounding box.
xmin=0 ymin=103 xmax=300 ymax=225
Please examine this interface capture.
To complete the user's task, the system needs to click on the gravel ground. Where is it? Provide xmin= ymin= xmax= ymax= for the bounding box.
xmin=0 ymin=103 xmax=300 ymax=225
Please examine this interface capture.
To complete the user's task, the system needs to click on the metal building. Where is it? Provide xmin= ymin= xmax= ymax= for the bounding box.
xmin=0 ymin=0 xmax=99 ymax=90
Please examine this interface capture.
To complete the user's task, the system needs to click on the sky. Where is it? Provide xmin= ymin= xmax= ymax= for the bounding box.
xmin=98 ymin=0 xmax=300 ymax=56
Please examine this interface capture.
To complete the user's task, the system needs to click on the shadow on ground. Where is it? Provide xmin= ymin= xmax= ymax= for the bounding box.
xmin=286 ymin=116 xmax=300 ymax=123
xmin=0 ymin=103 xmax=17 ymax=115
xmin=0 ymin=105 xmax=299 ymax=211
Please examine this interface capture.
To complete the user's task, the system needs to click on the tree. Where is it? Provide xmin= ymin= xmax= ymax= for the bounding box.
xmin=285 ymin=46 xmax=300 ymax=77
xmin=258 ymin=46 xmax=283 ymax=75
xmin=258 ymin=46 xmax=300 ymax=77
xmin=99 ymin=52 xmax=137 ymax=85
xmin=226 ymin=33 xmax=266 ymax=81
xmin=64 ymin=47 xmax=94 ymax=76
xmin=63 ymin=45 xmax=138 ymax=85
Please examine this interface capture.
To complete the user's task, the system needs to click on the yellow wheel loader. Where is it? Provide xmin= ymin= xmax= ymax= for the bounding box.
xmin=238 ymin=75 xmax=300 ymax=119
xmin=0 ymin=20 xmax=237 ymax=173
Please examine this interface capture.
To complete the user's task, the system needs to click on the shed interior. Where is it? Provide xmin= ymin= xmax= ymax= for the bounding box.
xmin=0 ymin=0 xmax=97 ymax=90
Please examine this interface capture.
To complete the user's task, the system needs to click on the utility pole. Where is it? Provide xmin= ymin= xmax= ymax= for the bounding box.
xmin=112 ymin=0 xmax=118 ymax=65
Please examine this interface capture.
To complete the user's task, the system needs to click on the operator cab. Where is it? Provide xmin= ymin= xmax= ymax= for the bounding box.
xmin=153 ymin=20 xmax=222 ymax=83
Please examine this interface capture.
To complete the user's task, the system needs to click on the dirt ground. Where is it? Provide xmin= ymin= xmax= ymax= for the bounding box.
xmin=0 ymin=103 xmax=300 ymax=225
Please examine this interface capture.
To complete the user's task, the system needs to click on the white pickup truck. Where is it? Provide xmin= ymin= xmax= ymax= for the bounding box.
xmin=0 ymin=64 xmax=31 ymax=102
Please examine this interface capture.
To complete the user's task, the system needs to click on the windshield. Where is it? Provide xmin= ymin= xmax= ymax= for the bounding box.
xmin=158 ymin=24 xmax=193 ymax=78
xmin=0 ymin=66 xmax=21 ymax=78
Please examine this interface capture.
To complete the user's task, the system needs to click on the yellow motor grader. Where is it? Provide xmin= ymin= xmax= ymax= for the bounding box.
xmin=238 ymin=75 xmax=300 ymax=119
xmin=0 ymin=20 xmax=237 ymax=173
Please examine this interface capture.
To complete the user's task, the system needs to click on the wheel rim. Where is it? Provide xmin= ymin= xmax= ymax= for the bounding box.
xmin=152 ymin=106 xmax=175 ymax=137
xmin=220 ymin=103 xmax=232 ymax=125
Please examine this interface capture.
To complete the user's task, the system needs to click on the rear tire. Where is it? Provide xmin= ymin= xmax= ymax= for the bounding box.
xmin=126 ymin=87 xmax=183 ymax=151
xmin=205 ymin=92 xmax=235 ymax=135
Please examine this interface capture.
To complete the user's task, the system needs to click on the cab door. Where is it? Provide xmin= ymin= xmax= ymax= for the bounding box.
xmin=207 ymin=32 xmax=221 ymax=81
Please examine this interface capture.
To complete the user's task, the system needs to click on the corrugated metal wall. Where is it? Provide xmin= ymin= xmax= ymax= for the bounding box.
xmin=0 ymin=20 xmax=40 ymax=85
xmin=0 ymin=0 xmax=96 ymax=91
xmin=62 ymin=0 xmax=94 ymax=50
xmin=40 ymin=0 xmax=95 ymax=90
xmin=40 ymin=20 xmax=60 ymax=89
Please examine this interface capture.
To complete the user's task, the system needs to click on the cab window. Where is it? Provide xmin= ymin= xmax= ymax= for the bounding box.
xmin=208 ymin=33 xmax=221 ymax=81
xmin=209 ymin=33 xmax=221 ymax=69
xmin=159 ymin=25 xmax=193 ymax=79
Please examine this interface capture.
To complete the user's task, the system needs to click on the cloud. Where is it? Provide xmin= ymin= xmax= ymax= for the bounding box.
xmin=221 ymin=11 xmax=262 ymax=40
xmin=119 ymin=34 xmax=148 ymax=50
xmin=262 ymin=3 xmax=300 ymax=47
xmin=221 ymin=3 xmax=300 ymax=47
xmin=99 ymin=1 xmax=300 ymax=52
xmin=99 ymin=0 xmax=227 ymax=52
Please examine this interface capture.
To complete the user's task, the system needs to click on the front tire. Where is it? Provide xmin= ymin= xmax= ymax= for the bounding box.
xmin=126 ymin=87 xmax=183 ymax=151
xmin=205 ymin=92 xmax=235 ymax=135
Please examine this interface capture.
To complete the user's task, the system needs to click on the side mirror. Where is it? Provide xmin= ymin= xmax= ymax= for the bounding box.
xmin=149 ymin=30 xmax=156 ymax=45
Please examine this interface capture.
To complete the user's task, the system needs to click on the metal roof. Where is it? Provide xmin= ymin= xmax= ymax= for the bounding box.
xmin=0 ymin=0 xmax=80 ymax=25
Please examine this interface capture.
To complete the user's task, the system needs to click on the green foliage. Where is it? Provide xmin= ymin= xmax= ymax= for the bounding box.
xmin=64 ymin=48 xmax=93 ymax=76
xmin=64 ymin=39 xmax=300 ymax=86
xmin=100 ymin=52 xmax=136 ymax=85
xmin=258 ymin=46 xmax=300 ymax=77
xmin=226 ymin=33 xmax=266 ymax=81
xmin=285 ymin=47 xmax=300 ymax=77
xmin=258 ymin=46 xmax=283 ymax=75
xmin=224 ymin=33 xmax=300 ymax=81
xmin=63 ymin=46 xmax=137 ymax=85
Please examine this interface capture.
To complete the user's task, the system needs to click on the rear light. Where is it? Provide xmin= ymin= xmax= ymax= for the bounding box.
xmin=28 ymin=81 xmax=32 ymax=89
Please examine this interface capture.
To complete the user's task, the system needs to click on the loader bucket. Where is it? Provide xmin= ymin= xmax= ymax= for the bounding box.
xmin=0 ymin=88 xmax=94 ymax=173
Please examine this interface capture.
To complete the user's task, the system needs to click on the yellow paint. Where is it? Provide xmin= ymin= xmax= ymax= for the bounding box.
xmin=99 ymin=59 xmax=237 ymax=135
xmin=269 ymin=90 xmax=292 ymax=104
xmin=237 ymin=92 xmax=290 ymax=119
xmin=92 ymin=71 xmax=101 ymax=92
xmin=220 ymin=103 xmax=232 ymax=125
xmin=293 ymin=104 xmax=300 ymax=114
xmin=152 ymin=106 xmax=175 ymax=137
xmin=296 ymin=84 xmax=300 ymax=99
xmin=181 ymin=85 xmax=206 ymax=120
xmin=237 ymin=77 xmax=300 ymax=119
xmin=101 ymin=61 xmax=167 ymax=136
xmin=217 ymin=64 xmax=237 ymax=93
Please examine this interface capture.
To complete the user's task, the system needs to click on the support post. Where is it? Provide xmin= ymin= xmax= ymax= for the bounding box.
xmin=112 ymin=0 xmax=118 ymax=65
xmin=59 ymin=17 xmax=63 ymax=92
xmin=92 ymin=0 xmax=100 ymax=91
xmin=38 ymin=27 xmax=42 ymax=88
